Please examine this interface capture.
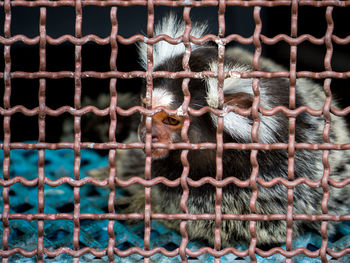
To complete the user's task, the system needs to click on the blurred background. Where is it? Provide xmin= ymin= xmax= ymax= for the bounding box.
xmin=0 ymin=5 xmax=349 ymax=143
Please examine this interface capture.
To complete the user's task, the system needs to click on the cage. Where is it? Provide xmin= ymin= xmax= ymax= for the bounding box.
xmin=1 ymin=0 xmax=350 ymax=262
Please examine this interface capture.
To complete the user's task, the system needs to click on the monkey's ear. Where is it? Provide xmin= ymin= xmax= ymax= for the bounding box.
xmin=205 ymin=62 xmax=254 ymax=109
xmin=224 ymin=92 xmax=254 ymax=109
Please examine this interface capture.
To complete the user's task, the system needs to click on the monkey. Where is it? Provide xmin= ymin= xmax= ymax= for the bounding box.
xmin=107 ymin=13 xmax=350 ymax=247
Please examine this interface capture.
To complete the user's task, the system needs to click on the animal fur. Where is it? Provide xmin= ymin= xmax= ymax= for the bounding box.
xmin=97 ymin=14 xmax=350 ymax=247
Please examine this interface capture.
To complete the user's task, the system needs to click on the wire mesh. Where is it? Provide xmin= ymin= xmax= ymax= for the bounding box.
xmin=1 ymin=0 xmax=350 ymax=263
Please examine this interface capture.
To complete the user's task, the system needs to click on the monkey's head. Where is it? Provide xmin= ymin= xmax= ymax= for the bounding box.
xmin=137 ymin=13 xmax=289 ymax=162
xmin=137 ymin=47 xmax=258 ymax=160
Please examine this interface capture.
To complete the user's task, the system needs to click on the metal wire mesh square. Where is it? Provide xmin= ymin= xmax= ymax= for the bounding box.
xmin=1 ymin=1 xmax=350 ymax=262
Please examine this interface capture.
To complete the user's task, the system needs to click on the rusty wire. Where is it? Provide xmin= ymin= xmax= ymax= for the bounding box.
xmin=1 ymin=0 xmax=350 ymax=262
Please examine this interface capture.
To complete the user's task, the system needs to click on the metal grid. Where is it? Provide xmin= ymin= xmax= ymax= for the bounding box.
xmin=1 ymin=0 xmax=350 ymax=262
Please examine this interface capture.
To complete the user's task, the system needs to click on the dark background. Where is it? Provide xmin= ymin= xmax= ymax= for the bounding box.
xmin=0 ymin=5 xmax=349 ymax=142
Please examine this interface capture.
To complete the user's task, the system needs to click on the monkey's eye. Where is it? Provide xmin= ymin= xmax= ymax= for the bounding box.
xmin=163 ymin=116 xmax=181 ymax=126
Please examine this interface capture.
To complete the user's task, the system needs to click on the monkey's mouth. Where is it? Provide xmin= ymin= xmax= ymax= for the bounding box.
xmin=141 ymin=146 xmax=169 ymax=159
xmin=150 ymin=148 xmax=169 ymax=160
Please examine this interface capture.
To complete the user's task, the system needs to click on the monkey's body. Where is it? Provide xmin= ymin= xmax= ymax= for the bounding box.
xmin=115 ymin=14 xmax=350 ymax=247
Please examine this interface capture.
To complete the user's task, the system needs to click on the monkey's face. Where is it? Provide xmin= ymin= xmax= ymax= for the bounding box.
xmin=138 ymin=88 xmax=184 ymax=160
